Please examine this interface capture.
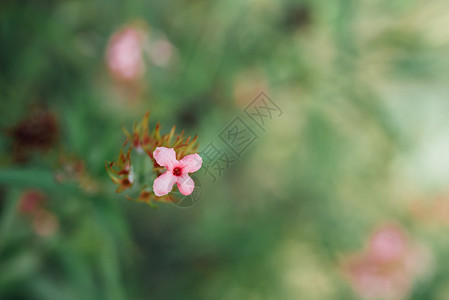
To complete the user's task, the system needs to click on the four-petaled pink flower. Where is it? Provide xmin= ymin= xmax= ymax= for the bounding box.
xmin=152 ymin=147 xmax=202 ymax=196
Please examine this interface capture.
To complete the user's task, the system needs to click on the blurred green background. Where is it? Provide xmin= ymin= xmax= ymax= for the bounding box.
xmin=2 ymin=0 xmax=449 ymax=299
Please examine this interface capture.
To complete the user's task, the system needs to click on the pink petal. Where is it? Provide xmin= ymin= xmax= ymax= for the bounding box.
xmin=176 ymin=174 xmax=195 ymax=196
xmin=153 ymin=171 xmax=176 ymax=196
xmin=179 ymin=154 xmax=202 ymax=173
xmin=153 ymin=147 xmax=177 ymax=171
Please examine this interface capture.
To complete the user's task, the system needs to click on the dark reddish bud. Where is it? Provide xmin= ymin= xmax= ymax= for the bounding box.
xmin=9 ymin=109 xmax=59 ymax=163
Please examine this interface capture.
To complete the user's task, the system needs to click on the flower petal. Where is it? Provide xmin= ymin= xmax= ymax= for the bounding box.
xmin=153 ymin=171 xmax=176 ymax=196
xmin=179 ymin=154 xmax=202 ymax=173
xmin=153 ymin=147 xmax=177 ymax=171
xmin=176 ymin=174 xmax=195 ymax=196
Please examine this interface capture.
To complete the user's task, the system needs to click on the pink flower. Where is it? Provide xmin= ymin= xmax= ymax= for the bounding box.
xmin=152 ymin=147 xmax=202 ymax=196
xmin=343 ymin=223 xmax=433 ymax=300
xmin=368 ymin=224 xmax=408 ymax=263
xmin=106 ymin=26 xmax=146 ymax=81
xmin=19 ymin=190 xmax=46 ymax=215
xmin=344 ymin=252 xmax=411 ymax=300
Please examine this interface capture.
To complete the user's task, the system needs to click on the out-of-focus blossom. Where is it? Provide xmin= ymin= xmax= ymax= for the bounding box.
xmin=232 ymin=69 xmax=269 ymax=108
xmin=19 ymin=190 xmax=46 ymax=215
xmin=367 ymin=225 xmax=408 ymax=263
xmin=106 ymin=23 xmax=176 ymax=83
xmin=9 ymin=108 xmax=59 ymax=163
xmin=409 ymin=195 xmax=449 ymax=226
xmin=342 ymin=223 xmax=433 ymax=300
xmin=105 ymin=23 xmax=177 ymax=106
xmin=33 ymin=209 xmax=59 ymax=237
xmin=106 ymin=26 xmax=146 ymax=82
xmin=18 ymin=190 xmax=59 ymax=237
xmin=152 ymin=147 xmax=202 ymax=196
xmin=432 ymin=196 xmax=449 ymax=224
xmin=146 ymin=35 xmax=175 ymax=67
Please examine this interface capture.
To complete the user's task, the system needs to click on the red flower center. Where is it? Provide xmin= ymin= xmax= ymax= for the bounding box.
xmin=172 ymin=167 xmax=182 ymax=176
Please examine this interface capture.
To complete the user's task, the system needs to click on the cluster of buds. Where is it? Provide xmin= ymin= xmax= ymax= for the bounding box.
xmin=342 ymin=223 xmax=432 ymax=300
xmin=106 ymin=112 xmax=201 ymax=205
xmin=54 ymin=153 xmax=98 ymax=194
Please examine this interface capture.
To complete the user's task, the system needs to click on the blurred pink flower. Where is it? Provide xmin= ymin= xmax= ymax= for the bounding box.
xmin=152 ymin=147 xmax=202 ymax=196
xmin=19 ymin=190 xmax=46 ymax=214
xmin=343 ymin=223 xmax=432 ymax=300
xmin=106 ymin=23 xmax=176 ymax=83
xmin=33 ymin=209 xmax=59 ymax=237
xmin=367 ymin=224 xmax=408 ymax=263
xmin=147 ymin=37 xmax=175 ymax=67
xmin=409 ymin=195 xmax=449 ymax=226
xmin=18 ymin=190 xmax=59 ymax=237
xmin=106 ymin=26 xmax=146 ymax=82
xmin=346 ymin=253 xmax=411 ymax=300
